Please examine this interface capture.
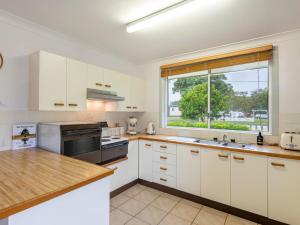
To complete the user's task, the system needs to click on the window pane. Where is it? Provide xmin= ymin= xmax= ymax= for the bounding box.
xmin=210 ymin=66 xmax=269 ymax=132
xmin=167 ymin=72 xmax=209 ymax=128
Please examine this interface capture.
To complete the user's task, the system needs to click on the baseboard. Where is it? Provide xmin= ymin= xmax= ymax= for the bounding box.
xmin=110 ymin=179 xmax=139 ymax=198
xmin=138 ymin=179 xmax=287 ymax=225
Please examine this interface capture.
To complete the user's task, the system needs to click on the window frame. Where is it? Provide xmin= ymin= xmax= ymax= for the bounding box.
xmin=161 ymin=62 xmax=274 ymax=135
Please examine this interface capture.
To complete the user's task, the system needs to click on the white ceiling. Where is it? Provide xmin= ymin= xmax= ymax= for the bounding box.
xmin=1 ymin=0 xmax=300 ymax=64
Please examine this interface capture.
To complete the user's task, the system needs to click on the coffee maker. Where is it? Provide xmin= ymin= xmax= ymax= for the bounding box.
xmin=127 ymin=116 xmax=138 ymax=135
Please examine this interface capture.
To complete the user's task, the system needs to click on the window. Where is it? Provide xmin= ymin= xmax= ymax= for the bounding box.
xmin=165 ymin=61 xmax=270 ymax=132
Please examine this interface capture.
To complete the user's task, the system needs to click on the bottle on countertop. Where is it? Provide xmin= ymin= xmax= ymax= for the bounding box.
xmin=257 ymin=131 xmax=264 ymax=145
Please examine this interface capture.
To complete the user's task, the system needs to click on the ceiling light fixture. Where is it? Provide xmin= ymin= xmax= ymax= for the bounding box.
xmin=126 ymin=0 xmax=198 ymax=33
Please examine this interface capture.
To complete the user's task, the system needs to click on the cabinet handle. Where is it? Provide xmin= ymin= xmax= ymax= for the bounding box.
xmin=160 ymin=178 xmax=167 ymax=182
xmin=191 ymin=150 xmax=199 ymax=154
xmin=105 ymin=84 xmax=112 ymax=88
xmin=126 ymin=106 xmax=132 ymax=109
xmin=233 ymin=156 xmax=245 ymax=161
xmin=160 ymin=167 xmax=167 ymax=171
xmin=54 ymin=103 xmax=64 ymax=106
xmin=111 ymin=167 xmax=118 ymax=171
xmin=133 ymin=106 xmax=138 ymax=109
xmin=271 ymin=162 xmax=285 ymax=168
xmin=68 ymin=103 xmax=78 ymax=107
xmin=145 ymin=144 xmax=152 ymax=147
xmin=160 ymin=156 xmax=167 ymax=160
xmin=95 ymin=83 xmax=103 ymax=86
xmin=218 ymin=154 xmax=229 ymax=158
xmin=160 ymin=145 xmax=167 ymax=149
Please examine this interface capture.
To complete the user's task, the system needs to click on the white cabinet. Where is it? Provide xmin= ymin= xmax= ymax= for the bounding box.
xmin=139 ymin=141 xmax=153 ymax=182
xmin=87 ymin=64 xmax=104 ymax=90
xmin=103 ymin=68 xmax=120 ymax=92
xmin=106 ymin=159 xmax=128 ymax=191
xmin=231 ymin=153 xmax=268 ymax=216
xmin=201 ymin=149 xmax=231 ymax=205
xmin=129 ymin=77 xmax=146 ymax=112
xmin=30 ymin=51 xmax=67 ymax=111
xmin=268 ymin=158 xmax=300 ymax=224
xmin=66 ymin=58 xmax=87 ymax=111
xmin=177 ymin=145 xmax=201 ymax=196
xmin=128 ymin=140 xmax=139 ymax=182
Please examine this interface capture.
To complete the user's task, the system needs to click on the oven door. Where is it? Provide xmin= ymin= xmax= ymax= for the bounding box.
xmin=62 ymin=128 xmax=101 ymax=164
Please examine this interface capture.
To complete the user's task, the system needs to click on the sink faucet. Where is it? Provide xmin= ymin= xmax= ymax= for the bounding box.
xmin=223 ymin=134 xmax=228 ymax=143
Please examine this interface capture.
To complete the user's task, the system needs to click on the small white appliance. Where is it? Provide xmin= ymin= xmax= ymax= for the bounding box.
xmin=127 ymin=116 xmax=138 ymax=135
xmin=146 ymin=122 xmax=155 ymax=135
xmin=280 ymin=132 xmax=300 ymax=151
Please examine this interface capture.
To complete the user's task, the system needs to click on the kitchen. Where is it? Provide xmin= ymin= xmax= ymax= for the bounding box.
xmin=1 ymin=0 xmax=300 ymax=225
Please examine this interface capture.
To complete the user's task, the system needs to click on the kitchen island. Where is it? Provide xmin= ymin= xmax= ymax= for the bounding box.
xmin=0 ymin=148 xmax=113 ymax=225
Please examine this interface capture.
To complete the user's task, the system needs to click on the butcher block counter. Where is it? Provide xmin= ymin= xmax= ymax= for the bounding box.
xmin=126 ymin=134 xmax=300 ymax=160
xmin=0 ymin=148 xmax=113 ymax=222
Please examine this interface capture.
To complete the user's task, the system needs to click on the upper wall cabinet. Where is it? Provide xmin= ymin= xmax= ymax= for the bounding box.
xmin=66 ymin=58 xmax=87 ymax=111
xmin=30 ymin=51 xmax=67 ymax=111
xmin=87 ymin=64 xmax=104 ymax=90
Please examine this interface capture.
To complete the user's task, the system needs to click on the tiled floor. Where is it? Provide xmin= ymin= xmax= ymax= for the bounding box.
xmin=110 ymin=184 xmax=259 ymax=225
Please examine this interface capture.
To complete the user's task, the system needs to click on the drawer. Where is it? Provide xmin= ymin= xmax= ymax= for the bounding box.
xmin=140 ymin=140 xmax=153 ymax=150
xmin=153 ymin=172 xmax=177 ymax=188
xmin=153 ymin=162 xmax=176 ymax=177
xmin=153 ymin=151 xmax=176 ymax=165
xmin=153 ymin=142 xmax=177 ymax=155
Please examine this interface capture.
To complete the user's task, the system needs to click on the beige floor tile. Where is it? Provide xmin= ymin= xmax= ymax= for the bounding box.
xmin=160 ymin=192 xmax=181 ymax=202
xmin=135 ymin=184 xmax=148 ymax=190
xmin=134 ymin=190 xmax=160 ymax=204
xmin=110 ymin=205 xmax=115 ymax=212
xmin=194 ymin=206 xmax=227 ymax=225
xmin=179 ymin=199 xmax=203 ymax=209
xmin=225 ymin=215 xmax=257 ymax=225
xmin=159 ymin=214 xmax=191 ymax=225
xmin=119 ymin=198 xmax=147 ymax=216
xmin=136 ymin=205 xmax=167 ymax=225
xmin=170 ymin=202 xmax=200 ymax=222
xmin=111 ymin=193 xmax=131 ymax=208
xmin=126 ymin=217 xmax=150 ymax=225
xmin=150 ymin=196 xmax=178 ymax=212
xmin=123 ymin=185 xmax=145 ymax=198
xmin=146 ymin=187 xmax=163 ymax=196
xmin=110 ymin=209 xmax=132 ymax=225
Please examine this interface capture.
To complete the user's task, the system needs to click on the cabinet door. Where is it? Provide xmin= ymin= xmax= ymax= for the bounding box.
xmin=103 ymin=69 xmax=120 ymax=92
xmin=127 ymin=140 xmax=139 ymax=182
xmin=138 ymin=141 xmax=153 ymax=182
xmin=39 ymin=51 xmax=67 ymax=111
xmin=201 ymin=149 xmax=231 ymax=205
xmin=268 ymin=158 xmax=300 ymax=224
xmin=177 ymin=145 xmax=201 ymax=196
xmin=130 ymin=77 xmax=146 ymax=111
xmin=116 ymin=74 xmax=131 ymax=111
xmin=231 ymin=153 xmax=268 ymax=216
xmin=87 ymin=64 xmax=104 ymax=90
xmin=66 ymin=58 xmax=87 ymax=111
xmin=106 ymin=160 xmax=128 ymax=192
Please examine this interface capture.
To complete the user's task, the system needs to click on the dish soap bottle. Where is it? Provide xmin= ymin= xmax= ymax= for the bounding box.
xmin=257 ymin=132 xmax=264 ymax=145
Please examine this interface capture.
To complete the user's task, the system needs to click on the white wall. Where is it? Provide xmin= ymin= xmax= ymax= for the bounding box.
xmin=138 ymin=30 xmax=300 ymax=144
xmin=0 ymin=11 xmax=141 ymax=150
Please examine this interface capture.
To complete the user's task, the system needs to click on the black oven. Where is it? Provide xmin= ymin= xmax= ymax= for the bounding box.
xmin=61 ymin=124 xmax=102 ymax=164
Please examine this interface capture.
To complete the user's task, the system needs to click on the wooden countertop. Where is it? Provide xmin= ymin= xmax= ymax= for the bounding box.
xmin=0 ymin=148 xmax=113 ymax=219
xmin=126 ymin=134 xmax=300 ymax=160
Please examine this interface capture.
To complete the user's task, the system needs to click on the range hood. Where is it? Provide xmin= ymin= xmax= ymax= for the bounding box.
xmin=87 ymin=88 xmax=125 ymax=101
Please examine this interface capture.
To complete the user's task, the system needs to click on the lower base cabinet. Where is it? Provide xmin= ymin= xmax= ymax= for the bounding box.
xmin=106 ymin=160 xmax=128 ymax=191
xmin=177 ymin=145 xmax=201 ymax=196
xmin=201 ymin=149 xmax=231 ymax=205
xmin=268 ymin=157 xmax=300 ymax=224
xmin=128 ymin=140 xmax=139 ymax=182
xmin=231 ymin=153 xmax=268 ymax=216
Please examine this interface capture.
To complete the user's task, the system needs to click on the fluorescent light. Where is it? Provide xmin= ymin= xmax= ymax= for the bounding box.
xmin=126 ymin=0 xmax=198 ymax=33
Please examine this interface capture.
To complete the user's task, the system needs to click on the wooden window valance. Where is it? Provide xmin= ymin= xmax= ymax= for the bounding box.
xmin=161 ymin=45 xmax=273 ymax=77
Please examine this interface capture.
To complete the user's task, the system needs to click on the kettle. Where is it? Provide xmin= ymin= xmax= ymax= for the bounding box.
xmin=146 ymin=122 xmax=155 ymax=135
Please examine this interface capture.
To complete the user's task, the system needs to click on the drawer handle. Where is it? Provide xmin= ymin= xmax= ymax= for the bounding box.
xmin=68 ymin=103 xmax=78 ymax=107
xmin=271 ymin=162 xmax=285 ymax=168
xmin=218 ymin=154 xmax=229 ymax=158
xmin=145 ymin=144 xmax=152 ymax=147
xmin=126 ymin=106 xmax=132 ymax=109
xmin=95 ymin=83 xmax=103 ymax=86
xmin=111 ymin=167 xmax=118 ymax=171
xmin=190 ymin=150 xmax=199 ymax=154
xmin=160 ymin=146 xmax=167 ymax=149
xmin=54 ymin=103 xmax=64 ymax=106
xmin=160 ymin=167 xmax=167 ymax=171
xmin=160 ymin=178 xmax=167 ymax=182
xmin=160 ymin=156 xmax=167 ymax=160
xmin=233 ymin=156 xmax=244 ymax=161
xmin=133 ymin=106 xmax=138 ymax=109
xmin=105 ymin=84 xmax=112 ymax=88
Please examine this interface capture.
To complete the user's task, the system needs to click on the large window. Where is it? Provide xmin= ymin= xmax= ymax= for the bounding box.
xmin=166 ymin=61 xmax=270 ymax=132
